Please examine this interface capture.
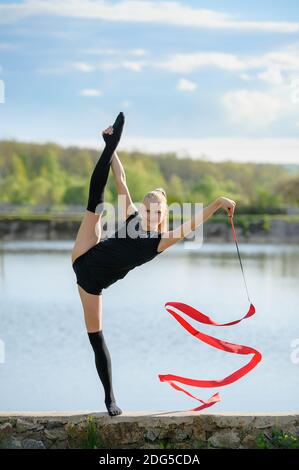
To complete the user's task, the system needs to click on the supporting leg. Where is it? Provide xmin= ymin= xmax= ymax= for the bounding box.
xmin=88 ymin=330 xmax=123 ymax=416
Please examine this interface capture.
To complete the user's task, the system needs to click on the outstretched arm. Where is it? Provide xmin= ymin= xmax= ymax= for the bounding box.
xmin=111 ymin=151 xmax=138 ymax=219
xmin=158 ymin=196 xmax=236 ymax=252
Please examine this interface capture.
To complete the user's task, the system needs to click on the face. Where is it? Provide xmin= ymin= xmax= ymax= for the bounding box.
xmin=140 ymin=196 xmax=164 ymax=231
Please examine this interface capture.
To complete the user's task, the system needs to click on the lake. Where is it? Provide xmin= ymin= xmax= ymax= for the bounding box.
xmin=0 ymin=240 xmax=298 ymax=413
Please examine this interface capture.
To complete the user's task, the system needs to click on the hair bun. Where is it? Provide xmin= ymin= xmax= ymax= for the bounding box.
xmin=154 ymin=187 xmax=166 ymax=197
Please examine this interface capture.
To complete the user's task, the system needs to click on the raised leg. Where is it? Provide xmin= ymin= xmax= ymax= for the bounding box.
xmin=71 ymin=111 xmax=125 ymax=263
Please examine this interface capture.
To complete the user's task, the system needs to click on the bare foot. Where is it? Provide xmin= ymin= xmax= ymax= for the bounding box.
xmin=105 ymin=398 xmax=123 ymax=417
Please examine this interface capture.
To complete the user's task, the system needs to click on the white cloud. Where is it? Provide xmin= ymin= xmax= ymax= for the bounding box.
xmin=38 ymin=44 xmax=299 ymax=84
xmin=69 ymin=47 xmax=299 ymax=76
xmin=153 ymin=45 xmax=299 ymax=76
xmin=121 ymin=60 xmax=145 ymax=71
xmin=0 ymin=1 xmax=299 ymax=33
xmin=155 ymin=52 xmax=245 ymax=73
xmin=177 ymin=78 xmax=197 ymax=92
xmin=79 ymin=89 xmax=102 ymax=97
xmin=80 ymin=47 xmax=147 ymax=56
xmin=71 ymin=60 xmax=146 ymax=73
xmin=73 ymin=59 xmax=141 ymax=74
xmin=222 ymin=89 xmax=282 ymax=126
xmin=73 ymin=62 xmax=95 ymax=72
xmin=257 ymin=66 xmax=283 ymax=84
xmin=222 ymin=84 xmax=296 ymax=127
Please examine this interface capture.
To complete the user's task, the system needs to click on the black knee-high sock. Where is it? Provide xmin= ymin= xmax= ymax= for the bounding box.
xmin=88 ymin=330 xmax=122 ymax=416
xmin=86 ymin=111 xmax=125 ymax=213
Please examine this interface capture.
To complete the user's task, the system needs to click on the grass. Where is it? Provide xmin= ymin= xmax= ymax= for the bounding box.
xmin=256 ymin=427 xmax=299 ymax=449
xmin=66 ymin=416 xmax=103 ymax=449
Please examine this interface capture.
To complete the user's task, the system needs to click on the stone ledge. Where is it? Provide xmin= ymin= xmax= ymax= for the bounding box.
xmin=0 ymin=412 xmax=298 ymax=449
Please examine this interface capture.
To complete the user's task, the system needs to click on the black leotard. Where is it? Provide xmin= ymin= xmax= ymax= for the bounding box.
xmin=72 ymin=210 xmax=163 ymax=295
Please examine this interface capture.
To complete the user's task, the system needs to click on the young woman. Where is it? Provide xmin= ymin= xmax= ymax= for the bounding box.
xmin=71 ymin=111 xmax=236 ymax=417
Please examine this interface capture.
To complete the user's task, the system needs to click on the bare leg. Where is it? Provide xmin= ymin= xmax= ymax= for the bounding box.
xmin=77 ymin=284 xmax=103 ymax=332
xmin=71 ymin=211 xmax=101 ymax=265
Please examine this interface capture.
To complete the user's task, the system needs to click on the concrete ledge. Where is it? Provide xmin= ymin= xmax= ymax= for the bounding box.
xmin=1 ymin=412 xmax=299 ymax=449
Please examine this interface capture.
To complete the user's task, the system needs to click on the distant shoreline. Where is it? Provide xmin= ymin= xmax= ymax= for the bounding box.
xmin=0 ymin=215 xmax=298 ymax=243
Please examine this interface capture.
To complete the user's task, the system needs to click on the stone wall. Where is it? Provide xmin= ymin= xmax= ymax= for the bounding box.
xmin=0 ymin=412 xmax=298 ymax=449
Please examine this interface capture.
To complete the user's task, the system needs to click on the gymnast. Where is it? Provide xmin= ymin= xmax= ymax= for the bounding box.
xmin=71 ymin=111 xmax=236 ymax=416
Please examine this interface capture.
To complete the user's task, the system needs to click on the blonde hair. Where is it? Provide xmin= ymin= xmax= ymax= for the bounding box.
xmin=144 ymin=187 xmax=169 ymax=234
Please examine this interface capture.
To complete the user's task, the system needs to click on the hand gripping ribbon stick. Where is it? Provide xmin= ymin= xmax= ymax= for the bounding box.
xmin=158 ymin=212 xmax=262 ymax=411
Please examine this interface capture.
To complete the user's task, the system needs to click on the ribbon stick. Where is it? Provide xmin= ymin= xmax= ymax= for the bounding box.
xmin=158 ymin=213 xmax=262 ymax=411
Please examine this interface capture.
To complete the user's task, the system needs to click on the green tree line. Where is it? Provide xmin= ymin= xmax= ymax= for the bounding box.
xmin=0 ymin=139 xmax=298 ymax=211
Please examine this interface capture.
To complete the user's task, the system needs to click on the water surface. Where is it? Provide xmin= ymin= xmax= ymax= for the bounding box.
xmin=0 ymin=241 xmax=298 ymax=413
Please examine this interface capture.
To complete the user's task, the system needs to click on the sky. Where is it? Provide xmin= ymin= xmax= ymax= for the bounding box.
xmin=0 ymin=0 xmax=299 ymax=163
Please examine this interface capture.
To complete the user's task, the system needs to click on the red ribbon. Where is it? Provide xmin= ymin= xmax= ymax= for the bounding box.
xmin=158 ymin=213 xmax=262 ymax=411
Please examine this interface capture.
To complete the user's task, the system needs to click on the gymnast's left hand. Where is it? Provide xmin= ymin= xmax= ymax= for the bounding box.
xmin=217 ymin=196 xmax=236 ymax=217
xmin=102 ymin=126 xmax=114 ymax=137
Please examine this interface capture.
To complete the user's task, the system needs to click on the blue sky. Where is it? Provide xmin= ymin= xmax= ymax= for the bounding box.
xmin=0 ymin=0 xmax=299 ymax=163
